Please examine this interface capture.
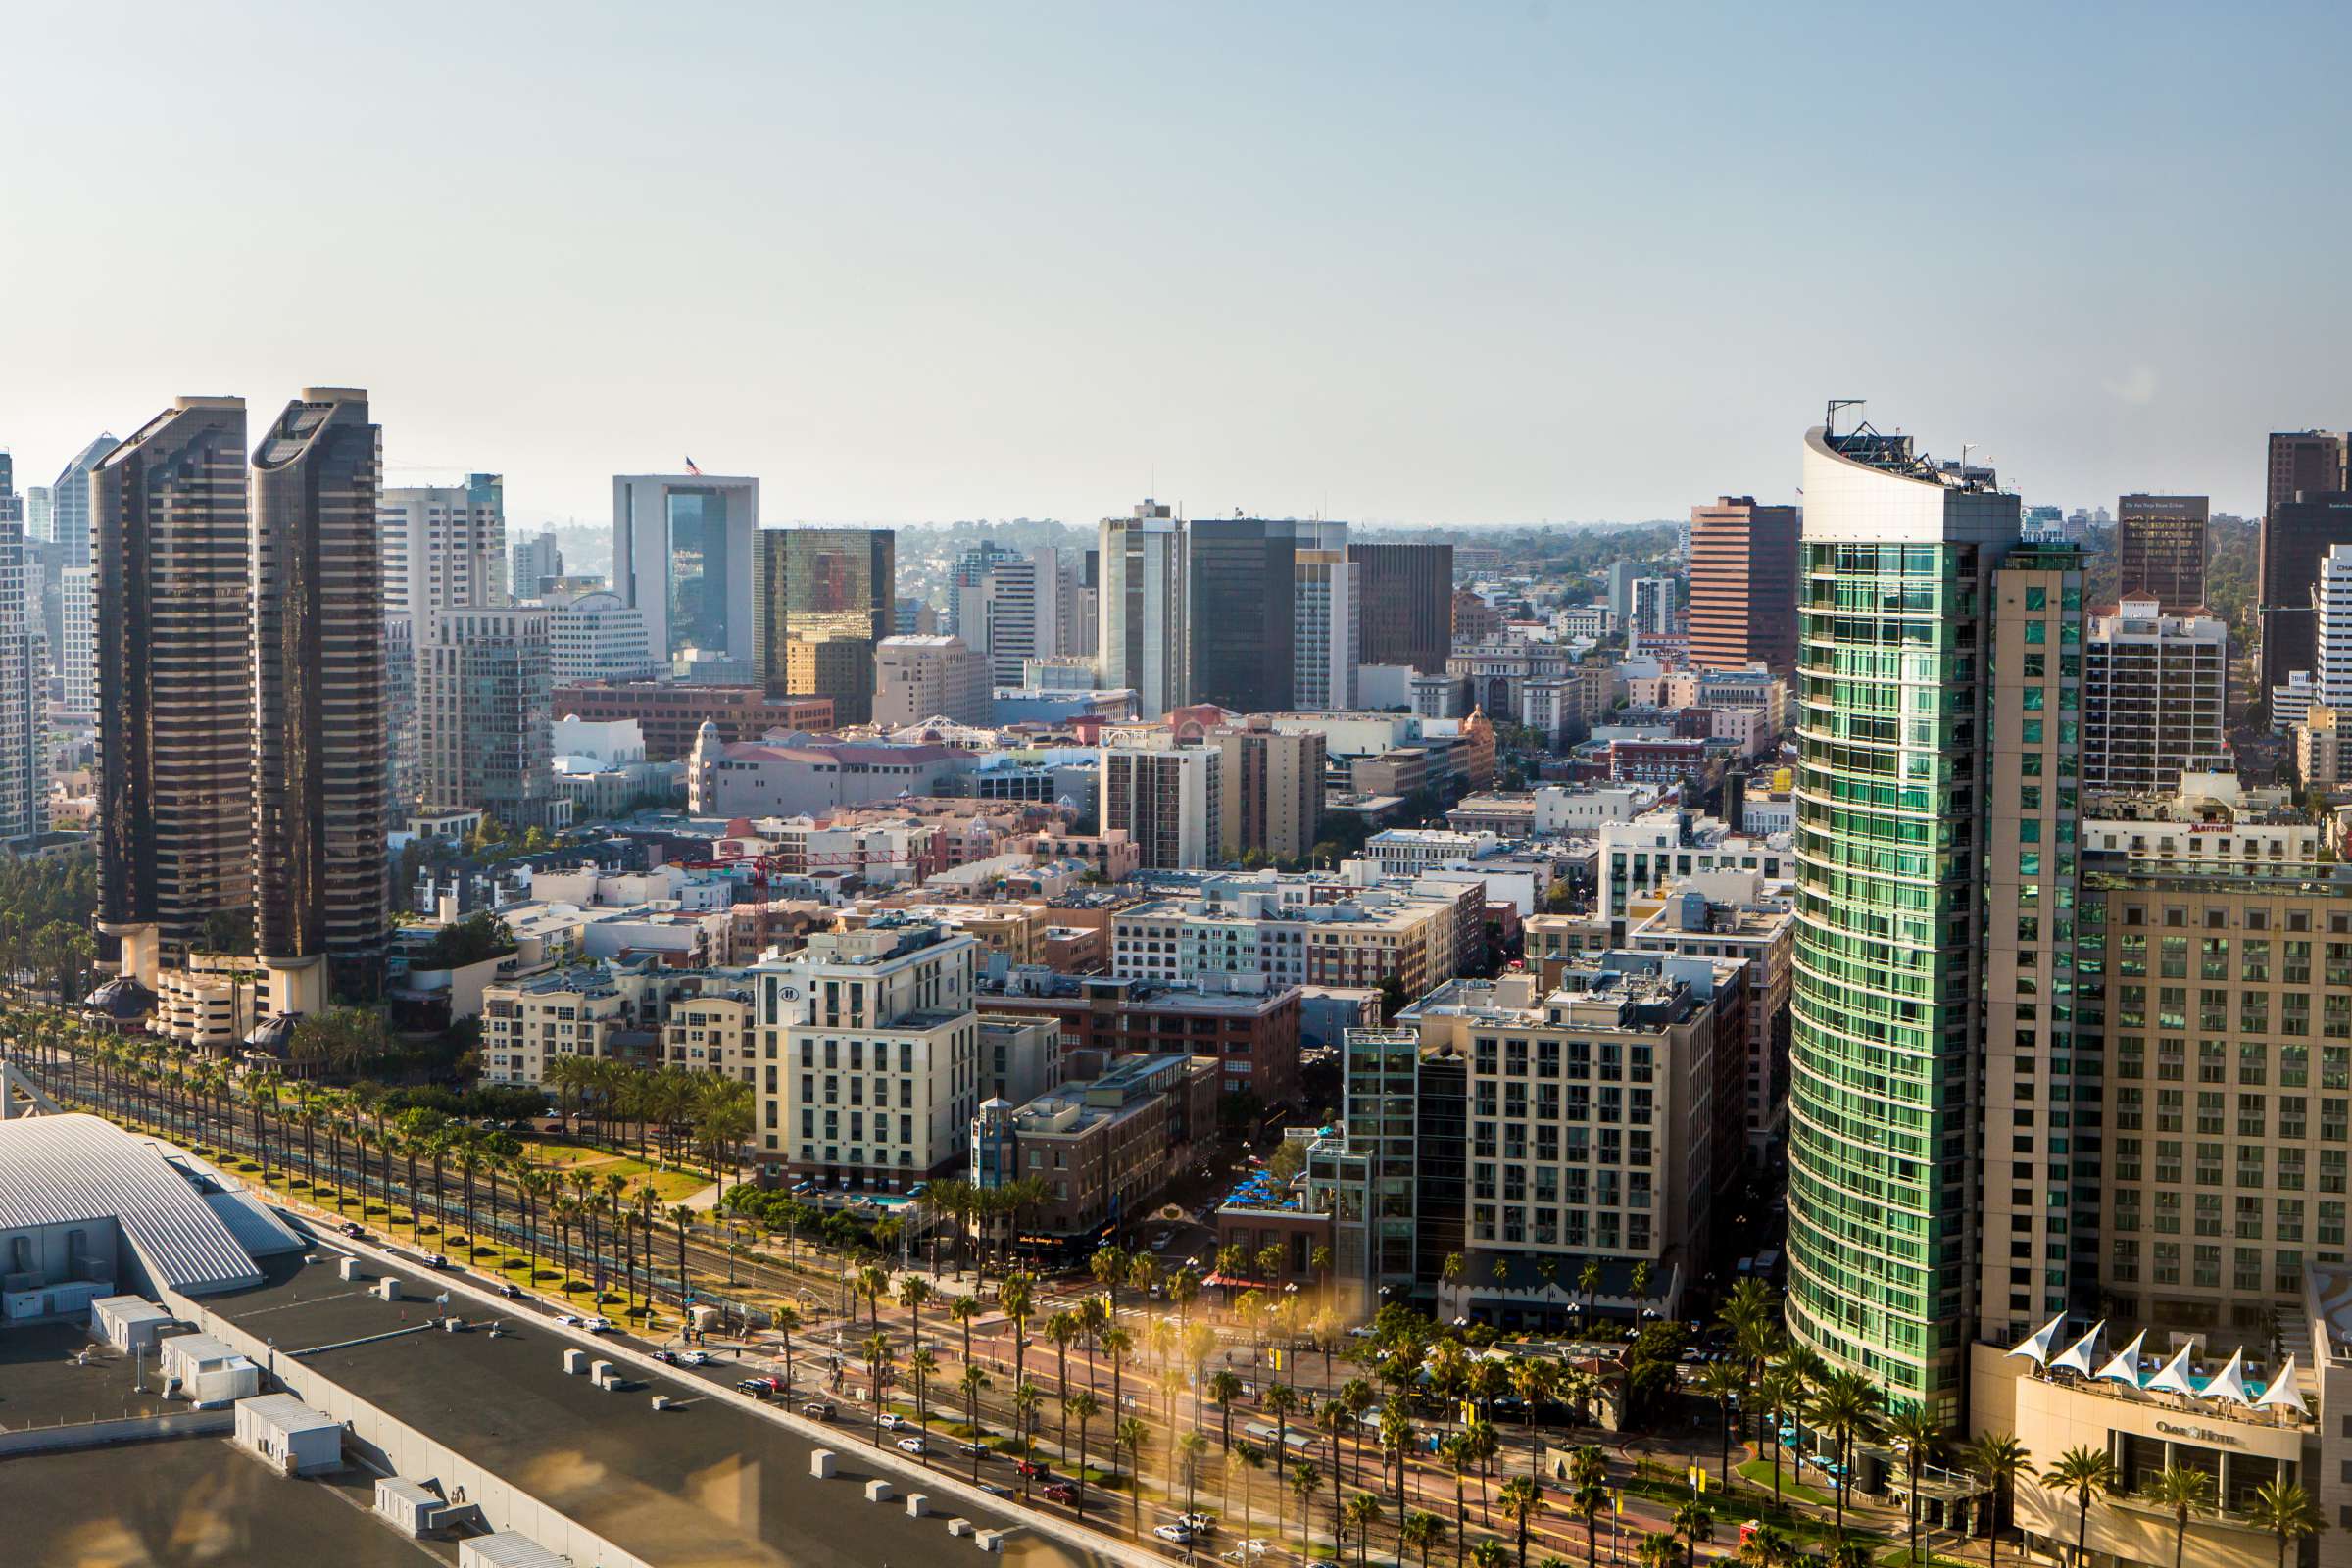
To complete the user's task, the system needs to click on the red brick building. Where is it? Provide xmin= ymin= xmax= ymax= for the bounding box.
xmin=552 ymin=681 xmax=835 ymax=760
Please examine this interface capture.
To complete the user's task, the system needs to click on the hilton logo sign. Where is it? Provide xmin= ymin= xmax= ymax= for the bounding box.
xmin=2155 ymin=1421 xmax=2240 ymax=1446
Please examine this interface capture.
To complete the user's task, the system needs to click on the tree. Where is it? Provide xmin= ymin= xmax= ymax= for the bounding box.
xmin=1403 ymin=1510 xmax=1449 ymax=1568
xmin=960 ymin=1365 xmax=992 ymax=1483
xmin=1013 ymin=1379 xmax=1045 ymax=1498
xmin=2141 ymin=1463 xmax=2217 ymax=1568
xmin=1233 ymin=1441 xmax=1266 ymax=1545
xmin=1672 ymin=1499 xmax=1713 ymax=1568
xmin=1065 ymin=1390 xmax=1101 ymax=1522
xmin=1698 ymin=1360 xmax=1745 ymax=1482
xmin=2043 ymin=1446 xmax=2118 ymax=1568
xmin=1267 ymin=1383 xmax=1299 ymax=1480
xmin=1348 ymin=1492 xmax=1386 ymax=1568
xmin=1117 ymin=1414 xmax=1150 ymax=1536
xmin=906 ymin=1347 xmax=939 ymax=1464
xmin=1756 ymin=1369 xmax=1800 ymax=1507
xmin=1887 ymin=1406 xmax=1946 ymax=1567
xmin=1638 ymin=1532 xmax=1683 ymax=1568
xmin=1967 ymin=1431 xmax=2038 ymax=1568
xmin=1178 ymin=1430 xmax=1210 ymax=1531
xmin=1292 ymin=1462 xmax=1325 ymax=1560
xmin=1808 ymin=1369 xmax=1885 ymax=1536
xmin=2245 ymin=1478 xmax=2325 ymax=1568
xmin=1499 ymin=1476 xmax=1544 ymax=1568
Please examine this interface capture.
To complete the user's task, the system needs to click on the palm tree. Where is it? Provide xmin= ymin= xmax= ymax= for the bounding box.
xmin=1756 ymin=1369 xmax=1799 ymax=1507
xmin=856 ymin=1262 xmax=888 ymax=1335
xmin=1443 ymin=1435 xmax=1477 ymax=1568
xmin=1572 ymin=1470 xmax=1607 ymax=1568
xmin=1473 ymin=1542 xmax=1509 ymax=1568
xmin=1737 ymin=1525 xmax=1798 ymax=1568
xmin=1234 ymin=1440 xmax=1266 ymax=1545
xmin=1403 ymin=1510 xmax=1449 ymax=1568
xmin=1268 ymin=1383 xmax=1299 ymax=1480
xmin=1699 ymin=1360 xmax=1745 ymax=1482
xmin=1117 ymin=1414 xmax=1150 ymax=1536
xmin=1672 ymin=1499 xmax=1713 ymax=1568
xmin=2043 ymin=1446 xmax=2118 ymax=1568
xmin=1001 ymin=1274 xmax=1035 ymax=1393
xmin=1291 ymin=1461 xmax=1325 ymax=1560
xmin=1013 ymin=1378 xmax=1045 ymax=1498
xmin=1212 ymin=1369 xmax=1245 ymax=1452
xmin=773 ymin=1302 xmax=802 ymax=1393
xmin=2245 ymin=1478 xmax=2326 ymax=1568
xmin=1808 ymin=1369 xmax=1884 ymax=1536
xmin=862 ymin=1329 xmax=895 ymax=1444
xmin=1512 ymin=1357 xmax=1557 ymax=1481
xmin=1382 ymin=1394 xmax=1418 ymax=1515
xmin=1348 ymin=1491 xmax=1386 ymax=1568
xmin=1101 ymin=1323 xmax=1134 ymax=1434
xmin=1966 ymin=1430 xmax=2037 ymax=1568
xmin=1065 ymin=1390 xmax=1101 ymax=1523
xmin=2141 ymin=1463 xmax=2218 ymax=1568
xmin=959 ymin=1364 xmax=992 ymax=1482
xmin=1178 ymin=1429 xmax=1210 ymax=1532
xmin=897 ymin=1273 xmax=932 ymax=1347
xmin=1047 ymin=1310 xmax=1081 ymax=1454
xmin=1500 ymin=1475 xmax=1544 ymax=1568
xmin=1638 ymin=1532 xmax=1682 ymax=1568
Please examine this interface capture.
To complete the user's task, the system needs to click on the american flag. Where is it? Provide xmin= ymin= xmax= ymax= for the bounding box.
xmin=684 ymin=456 xmax=702 ymax=476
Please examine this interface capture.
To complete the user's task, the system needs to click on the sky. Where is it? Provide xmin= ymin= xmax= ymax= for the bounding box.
xmin=5 ymin=1 xmax=2351 ymax=529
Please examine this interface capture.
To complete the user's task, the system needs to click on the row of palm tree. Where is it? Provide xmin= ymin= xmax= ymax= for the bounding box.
xmin=542 ymin=1054 xmax=755 ymax=1191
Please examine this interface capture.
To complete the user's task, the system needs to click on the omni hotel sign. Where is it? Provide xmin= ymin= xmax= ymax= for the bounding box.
xmin=2155 ymin=1421 xmax=2241 ymax=1447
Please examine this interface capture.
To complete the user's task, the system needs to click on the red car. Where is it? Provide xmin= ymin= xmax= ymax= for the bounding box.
xmin=1016 ymin=1458 xmax=1052 ymax=1479
xmin=1043 ymin=1482 xmax=1078 ymax=1505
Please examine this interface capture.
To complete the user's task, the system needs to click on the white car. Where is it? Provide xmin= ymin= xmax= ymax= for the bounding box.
xmin=896 ymin=1436 xmax=927 ymax=1455
xmin=1154 ymin=1524 xmax=1194 ymax=1544
xmin=677 ymin=1349 xmax=711 ymax=1367
xmin=878 ymin=1413 xmax=908 ymax=1431
xmin=582 ymin=1315 xmax=613 ymax=1333
xmin=1178 ymin=1513 xmax=1215 ymax=1532
xmin=1223 ymin=1544 xmax=1272 ymax=1562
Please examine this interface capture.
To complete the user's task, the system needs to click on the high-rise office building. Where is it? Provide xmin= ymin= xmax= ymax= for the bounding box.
xmin=966 ymin=547 xmax=1066 ymax=686
xmin=541 ymin=587 xmax=659 ymax=686
xmin=1189 ymin=516 xmax=1317 ymax=713
xmin=1786 ymin=412 xmax=2019 ymax=1419
xmin=2257 ymin=491 xmax=2352 ymax=697
xmin=612 ymin=472 xmax=759 ymax=665
xmin=59 ymin=566 xmax=94 ymax=717
xmin=1101 ymin=740 xmax=1220 ymax=869
xmin=1215 ymin=726 xmax=1326 ymax=862
xmin=0 ymin=453 xmax=15 ymax=523
xmin=1349 ymin=541 xmax=1453 ymax=675
xmin=2265 ymin=430 xmax=2346 ymax=520
xmin=381 ymin=476 xmax=507 ymax=635
xmin=49 ymin=431 xmax=119 ymax=559
xmin=1292 ymin=549 xmax=1359 ymax=710
xmin=252 ymin=390 xmax=388 ymax=1013
xmin=946 ymin=539 xmax=1019 ymax=639
xmin=785 ymin=623 xmax=878 ymax=725
xmin=2115 ymin=493 xmax=2208 ymax=614
xmin=1099 ymin=500 xmax=1188 ymax=717
xmin=24 ymin=486 xmax=51 ymax=543
xmin=2082 ymin=597 xmax=2230 ymax=793
xmin=2318 ymin=544 xmax=2352 ymax=710
xmin=1688 ymin=496 xmax=1800 ymax=673
xmin=0 ymin=515 xmax=42 ymax=853
xmin=512 ymin=529 xmax=564 ymax=598
xmin=753 ymin=527 xmax=893 ymax=699
xmin=872 ymin=633 xmax=991 ymax=726
xmin=1976 ymin=542 xmax=2089 ymax=1348
xmin=420 ymin=606 xmax=560 ymax=829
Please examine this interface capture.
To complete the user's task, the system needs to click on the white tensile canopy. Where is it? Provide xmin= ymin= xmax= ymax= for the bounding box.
xmin=2143 ymin=1344 xmax=2201 ymax=1396
xmin=2202 ymin=1348 xmax=2255 ymax=1405
xmin=2051 ymin=1321 xmax=2106 ymax=1377
xmin=2254 ymin=1355 xmax=2310 ymax=1416
xmin=2097 ymin=1329 xmax=2150 ymax=1389
xmin=2005 ymin=1313 xmax=2068 ymax=1367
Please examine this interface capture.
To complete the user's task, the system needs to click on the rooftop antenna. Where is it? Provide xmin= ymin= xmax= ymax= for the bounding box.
xmin=1825 ymin=399 xmax=1866 ymax=439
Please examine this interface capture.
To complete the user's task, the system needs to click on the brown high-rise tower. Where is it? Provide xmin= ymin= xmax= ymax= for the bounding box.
xmin=1688 ymin=496 xmax=1800 ymax=673
xmin=2115 ymin=493 xmax=2208 ymax=613
xmin=2259 ymin=431 xmax=2352 ymax=698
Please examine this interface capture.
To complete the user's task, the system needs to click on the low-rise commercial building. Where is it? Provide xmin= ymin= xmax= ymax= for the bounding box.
xmin=978 ymin=967 xmax=1303 ymax=1107
xmin=968 ymin=1051 xmax=1217 ymax=1254
xmin=550 ymin=681 xmax=834 ymax=761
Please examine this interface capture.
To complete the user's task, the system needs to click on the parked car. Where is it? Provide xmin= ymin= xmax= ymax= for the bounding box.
xmin=554 ymin=1313 xmax=582 ymax=1328
xmin=496 ymin=1281 xmax=521 ymax=1299
xmin=1016 ymin=1458 xmax=1053 ymax=1479
xmin=802 ymin=1399 xmax=836 ymax=1420
xmin=736 ymin=1377 xmax=781 ymax=1396
xmin=979 ymin=1483 xmax=1012 ymax=1497
xmin=421 ymin=1252 xmax=449 ymax=1269
xmin=339 ymin=1221 xmax=366 ymax=1239
xmin=652 ymin=1349 xmax=679 ymax=1364
xmin=896 ymin=1437 xmax=926 ymax=1455
xmin=582 ymin=1315 xmax=612 ymax=1333
xmin=958 ymin=1441 xmax=990 ymax=1457
xmin=1178 ymin=1512 xmax=1216 ymax=1532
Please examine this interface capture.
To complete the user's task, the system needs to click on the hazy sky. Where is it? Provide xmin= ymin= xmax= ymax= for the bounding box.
xmin=6 ymin=1 xmax=2350 ymax=528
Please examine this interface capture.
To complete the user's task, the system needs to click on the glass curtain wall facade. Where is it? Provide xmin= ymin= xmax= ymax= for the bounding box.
xmin=755 ymin=527 xmax=894 ymax=698
xmin=1787 ymin=419 xmax=2017 ymax=1419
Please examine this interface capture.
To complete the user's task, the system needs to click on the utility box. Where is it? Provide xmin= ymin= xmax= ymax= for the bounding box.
xmin=234 ymin=1394 xmax=342 ymax=1475
xmin=338 ymin=1257 xmax=361 ymax=1282
xmin=373 ymin=1477 xmax=444 ymax=1537
xmin=91 ymin=1295 xmax=174 ymax=1354
xmin=458 ymin=1532 xmax=572 ymax=1568
xmin=159 ymin=1332 xmax=262 ymax=1404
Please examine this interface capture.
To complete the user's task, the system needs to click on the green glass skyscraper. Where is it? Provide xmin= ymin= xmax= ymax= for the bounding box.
xmin=1786 ymin=413 xmax=2019 ymax=1419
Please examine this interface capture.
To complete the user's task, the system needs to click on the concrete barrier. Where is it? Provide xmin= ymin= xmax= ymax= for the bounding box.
xmin=562 ymin=1349 xmax=586 ymax=1375
xmin=906 ymin=1494 xmax=929 ymax=1517
xmin=337 ymin=1257 xmax=360 ymax=1283
xmin=864 ymin=1479 xmax=894 ymax=1504
xmin=947 ymin=1518 xmax=973 ymax=1538
xmin=810 ymin=1448 xmax=836 ymax=1479
xmin=975 ymin=1528 xmax=1004 ymax=1552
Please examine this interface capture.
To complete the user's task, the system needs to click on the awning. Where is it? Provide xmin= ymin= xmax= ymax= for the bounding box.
xmin=2202 ymin=1349 xmax=2254 ymax=1405
xmin=2050 ymin=1320 xmax=2105 ymax=1377
xmin=2004 ymin=1312 xmax=2067 ymax=1367
xmin=2143 ymin=1344 xmax=2199 ymax=1396
xmin=2254 ymin=1355 xmax=2310 ymax=1416
xmin=2096 ymin=1330 xmax=2149 ymax=1389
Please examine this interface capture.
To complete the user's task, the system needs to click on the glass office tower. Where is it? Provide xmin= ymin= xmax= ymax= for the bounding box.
xmin=1786 ymin=416 xmax=2018 ymax=1419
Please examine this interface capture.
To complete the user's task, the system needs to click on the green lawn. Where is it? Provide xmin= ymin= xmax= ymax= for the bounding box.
xmin=1738 ymin=1457 xmax=1836 ymax=1508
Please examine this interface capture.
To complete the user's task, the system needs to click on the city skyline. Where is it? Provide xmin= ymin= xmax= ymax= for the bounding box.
xmin=7 ymin=5 xmax=2352 ymax=526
